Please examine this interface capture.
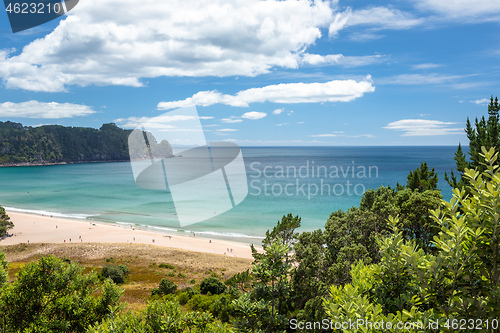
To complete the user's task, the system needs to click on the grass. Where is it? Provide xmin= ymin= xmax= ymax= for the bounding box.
xmin=0 ymin=242 xmax=252 ymax=310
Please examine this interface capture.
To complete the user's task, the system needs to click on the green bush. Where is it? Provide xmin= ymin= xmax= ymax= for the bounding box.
xmin=187 ymin=294 xmax=214 ymax=312
xmin=0 ymin=255 xmax=122 ymax=333
xmin=151 ymin=278 xmax=177 ymax=296
xmin=101 ymin=265 xmax=129 ymax=284
xmin=177 ymin=292 xmax=190 ymax=305
xmin=200 ymin=277 xmax=226 ymax=295
xmin=158 ymin=263 xmax=175 ymax=269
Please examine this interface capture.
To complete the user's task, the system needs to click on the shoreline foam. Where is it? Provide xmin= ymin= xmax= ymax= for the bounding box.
xmin=1 ymin=210 xmax=259 ymax=259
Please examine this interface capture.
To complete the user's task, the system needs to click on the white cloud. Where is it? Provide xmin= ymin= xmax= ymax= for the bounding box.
xmin=115 ymin=114 xmax=213 ymax=128
xmin=221 ymin=117 xmax=243 ymax=123
xmin=329 ymin=7 xmax=423 ymax=37
xmin=216 ymin=128 xmax=239 ymax=132
xmin=158 ymin=77 xmax=375 ymax=109
xmin=301 ymin=53 xmax=387 ymax=67
xmin=0 ymin=0 xmax=337 ymax=92
xmin=242 ymin=111 xmax=267 ymax=120
xmin=273 ymin=108 xmax=284 ymax=115
xmin=348 ymin=32 xmax=384 ymax=42
xmin=275 ymin=123 xmax=288 ymax=126
xmin=311 ymin=130 xmax=344 ymax=137
xmin=311 ymin=134 xmax=338 ymax=137
xmin=346 ymin=134 xmax=375 ymax=138
xmin=378 ymin=73 xmax=464 ymax=85
xmin=0 ymin=100 xmax=95 ymax=118
xmin=411 ymin=0 xmax=500 ymax=20
xmin=471 ymin=98 xmax=490 ymax=105
xmin=384 ymin=119 xmax=463 ymax=136
xmin=412 ymin=63 xmax=441 ymax=70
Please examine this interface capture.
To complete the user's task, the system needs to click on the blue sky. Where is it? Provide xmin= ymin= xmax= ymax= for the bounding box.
xmin=0 ymin=0 xmax=499 ymax=146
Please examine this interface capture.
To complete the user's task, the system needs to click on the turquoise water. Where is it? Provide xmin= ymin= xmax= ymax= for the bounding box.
xmin=0 ymin=146 xmax=459 ymax=241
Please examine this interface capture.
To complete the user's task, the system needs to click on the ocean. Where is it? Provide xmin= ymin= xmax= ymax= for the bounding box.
xmin=0 ymin=146 xmax=460 ymax=243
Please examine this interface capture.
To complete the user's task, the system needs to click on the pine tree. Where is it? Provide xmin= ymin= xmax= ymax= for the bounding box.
xmin=445 ymin=95 xmax=500 ymax=188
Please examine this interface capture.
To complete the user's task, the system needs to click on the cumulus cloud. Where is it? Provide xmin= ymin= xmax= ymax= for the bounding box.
xmin=0 ymin=0 xmax=337 ymax=92
xmin=0 ymin=100 xmax=95 ymax=118
xmin=157 ymin=77 xmax=375 ymax=109
xmin=384 ymin=119 xmax=463 ymax=136
xmin=242 ymin=111 xmax=267 ymax=120
xmin=273 ymin=108 xmax=284 ymax=115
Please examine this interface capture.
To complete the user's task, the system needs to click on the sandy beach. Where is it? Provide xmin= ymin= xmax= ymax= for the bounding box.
xmin=1 ymin=211 xmax=259 ymax=259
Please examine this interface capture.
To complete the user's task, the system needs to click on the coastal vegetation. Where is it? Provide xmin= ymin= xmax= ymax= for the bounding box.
xmin=0 ymin=121 xmax=172 ymax=165
xmin=0 ymin=205 xmax=13 ymax=237
xmin=0 ymin=97 xmax=499 ymax=331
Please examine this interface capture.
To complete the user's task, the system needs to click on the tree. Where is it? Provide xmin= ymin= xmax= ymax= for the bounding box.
xmin=398 ymin=161 xmax=438 ymax=191
xmin=324 ymin=147 xmax=500 ymax=331
xmin=260 ymin=213 xmax=301 ymax=266
xmin=200 ymin=277 xmax=226 ymax=295
xmin=225 ymin=269 xmax=252 ymax=292
xmin=290 ymin=229 xmax=330 ymax=331
xmin=250 ymin=239 xmax=292 ymax=332
xmin=102 ymin=264 xmax=129 ymax=284
xmin=395 ymin=188 xmax=442 ymax=253
xmin=151 ymin=278 xmax=177 ymax=296
xmin=446 ymin=96 xmax=500 ymax=189
xmin=0 ymin=255 xmax=123 ymax=332
xmin=0 ymin=205 xmax=13 ymax=237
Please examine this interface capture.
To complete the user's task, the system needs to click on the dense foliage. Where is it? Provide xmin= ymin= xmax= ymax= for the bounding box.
xmin=200 ymin=276 xmax=227 ymax=295
xmin=101 ymin=264 xmax=130 ymax=284
xmin=0 ymin=255 xmax=122 ymax=332
xmin=446 ymin=96 xmax=500 ymax=189
xmin=0 ymin=121 xmax=172 ymax=165
xmin=0 ymin=205 xmax=13 ymax=237
xmin=324 ymin=147 xmax=500 ymax=332
xmin=151 ymin=278 xmax=178 ymax=296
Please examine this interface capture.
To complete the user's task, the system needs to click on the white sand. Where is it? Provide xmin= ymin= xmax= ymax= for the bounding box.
xmin=1 ymin=211 xmax=259 ymax=259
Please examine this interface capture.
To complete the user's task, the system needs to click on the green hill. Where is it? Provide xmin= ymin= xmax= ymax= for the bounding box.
xmin=0 ymin=121 xmax=170 ymax=165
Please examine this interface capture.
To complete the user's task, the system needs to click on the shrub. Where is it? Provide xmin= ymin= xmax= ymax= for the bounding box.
xmin=200 ymin=277 xmax=226 ymax=295
xmin=158 ymin=263 xmax=175 ymax=269
xmin=102 ymin=265 xmax=129 ymax=284
xmin=187 ymin=294 xmax=214 ymax=311
xmin=177 ymin=292 xmax=190 ymax=305
xmin=151 ymin=278 xmax=177 ymax=296
xmin=1 ymin=255 xmax=122 ymax=333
